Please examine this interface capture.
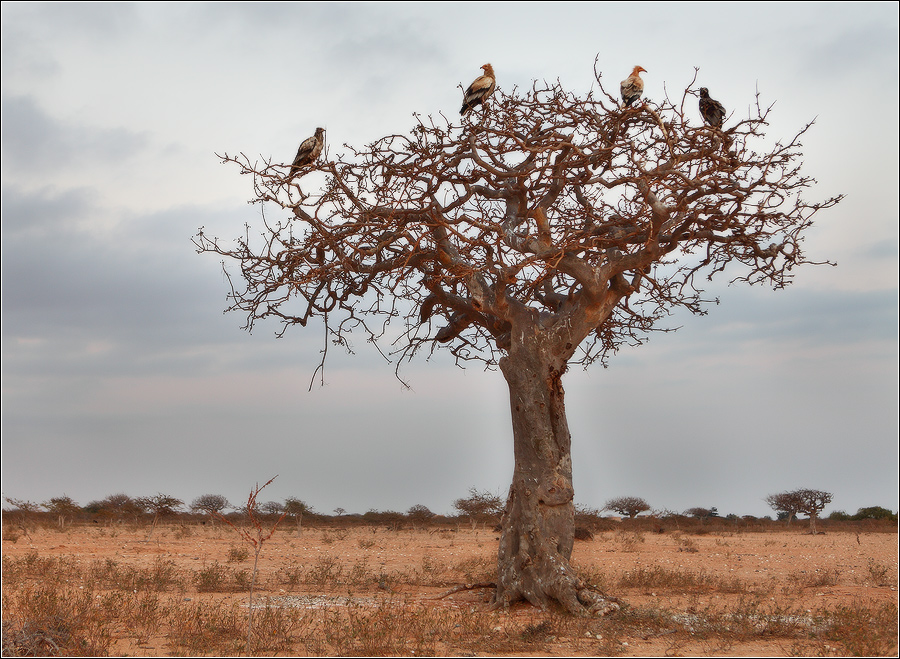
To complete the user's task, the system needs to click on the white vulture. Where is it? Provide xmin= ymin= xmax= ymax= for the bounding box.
xmin=620 ymin=65 xmax=647 ymax=108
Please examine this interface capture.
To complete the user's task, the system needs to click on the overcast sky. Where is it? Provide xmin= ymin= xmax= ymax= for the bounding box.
xmin=2 ymin=2 xmax=897 ymax=520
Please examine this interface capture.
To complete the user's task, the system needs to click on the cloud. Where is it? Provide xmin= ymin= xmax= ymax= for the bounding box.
xmin=1 ymin=184 xmax=97 ymax=234
xmin=1 ymin=95 xmax=149 ymax=174
xmin=803 ymin=20 xmax=900 ymax=80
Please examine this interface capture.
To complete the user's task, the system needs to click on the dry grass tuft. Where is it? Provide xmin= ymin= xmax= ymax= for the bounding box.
xmin=618 ymin=565 xmax=745 ymax=594
xmin=823 ymin=599 xmax=899 ymax=656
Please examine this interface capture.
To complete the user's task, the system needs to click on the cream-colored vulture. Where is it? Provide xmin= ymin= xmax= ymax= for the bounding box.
xmin=289 ymin=127 xmax=325 ymax=178
xmin=460 ymin=63 xmax=496 ymax=115
xmin=620 ymin=66 xmax=646 ymax=108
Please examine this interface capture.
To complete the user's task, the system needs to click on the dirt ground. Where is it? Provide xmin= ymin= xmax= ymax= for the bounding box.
xmin=3 ymin=521 xmax=897 ymax=656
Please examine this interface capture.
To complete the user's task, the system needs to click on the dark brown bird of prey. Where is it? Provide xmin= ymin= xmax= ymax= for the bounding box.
xmin=698 ymin=87 xmax=726 ymax=128
xmin=620 ymin=65 xmax=647 ymax=108
xmin=289 ymin=127 xmax=325 ymax=178
xmin=460 ymin=63 xmax=496 ymax=115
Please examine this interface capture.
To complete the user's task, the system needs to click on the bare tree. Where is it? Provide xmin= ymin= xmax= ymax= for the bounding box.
xmin=191 ymin=494 xmax=231 ymax=516
xmin=85 ymin=493 xmax=144 ymax=524
xmin=765 ymin=491 xmax=803 ymax=525
xmin=407 ymin=504 xmax=436 ymax=524
xmin=135 ymin=493 xmax=184 ymax=541
xmin=766 ymin=488 xmax=833 ymax=533
xmin=684 ymin=506 xmax=718 ymax=523
xmin=796 ymin=488 xmax=833 ymax=535
xmin=604 ymin=496 xmax=651 ymax=519
xmin=283 ymin=497 xmax=311 ymax=533
xmin=42 ymin=495 xmax=81 ymax=530
xmin=3 ymin=497 xmax=41 ymax=513
xmin=3 ymin=497 xmax=40 ymax=539
xmin=453 ymin=487 xmax=505 ymax=529
xmin=194 ymin=61 xmax=840 ymax=614
xmin=260 ymin=501 xmax=285 ymax=516
xmin=796 ymin=489 xmax=833 ymax=535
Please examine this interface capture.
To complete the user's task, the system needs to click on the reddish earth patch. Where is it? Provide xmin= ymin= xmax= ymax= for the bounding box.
xmin=3 ymin=522 xmax=897 ymax=656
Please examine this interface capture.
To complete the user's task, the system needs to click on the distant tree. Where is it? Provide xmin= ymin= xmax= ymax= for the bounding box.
xmin=191 ymin=494 xmax=231 ymax=516
xmin=135 ymin=493 xmax=184 ymax=541
xmin=765 ymin=491 xmax=803 ymax=525
xmin=83 ymin=500 xmax=104 ymax=514
xmin=283 ymin=497 xmax=312 ymax=533
xmin=333 ymin=507 xmax=346 ymax=517
xmin=407 ymin=504 xmax=436 ymax=524
xmin=136 ymin=493 xmax=183 ymax=516
xmin=684 ymin=507 xmax=718 ymax=523
xmin=852 ymin=506 xmax=897 ymax=522
xmin=3 ymin=497 xmax=40 ymax=514
xmin=767 ymin=488 xmax=833 ymax=534
xmin=261 ymin=501 xmax=285 ymax=516
xmin=604 ymin=496 xmax=651 ymax=519
xmin=793 ymin=489 xmax=832 ymax=535
xmin=453 ymin=487 xmax=504 ymax=529
xmin=3 ymin=497 xmax=40 ymax=537
xmin=85 ymin=493 xmax=144 ymax=523
xmin=42 ymin=495 xmax=81 ymax=529
xmin=195 ymin=61 xmax=840 ymax=613
xmin=362 ymin=509 xmax=405 ymax=527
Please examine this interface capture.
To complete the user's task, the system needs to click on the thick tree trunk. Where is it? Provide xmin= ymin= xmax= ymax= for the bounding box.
xmin=491 ymin=328 xmax=619 ymax=616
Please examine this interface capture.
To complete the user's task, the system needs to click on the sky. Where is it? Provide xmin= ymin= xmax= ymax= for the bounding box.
xmin=2 ymin=2 xmax=898 ymax=520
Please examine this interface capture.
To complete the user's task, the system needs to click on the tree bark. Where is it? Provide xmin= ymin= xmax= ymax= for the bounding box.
xmin=491 ymin=318 xmax=619 ymax=616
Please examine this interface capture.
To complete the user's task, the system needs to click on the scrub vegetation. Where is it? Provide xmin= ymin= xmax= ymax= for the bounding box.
xmin=2 ymin=499 xmax=896 ymax=657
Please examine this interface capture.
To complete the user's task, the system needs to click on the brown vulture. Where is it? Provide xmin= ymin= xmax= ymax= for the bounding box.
xmin=460 ymin=63 xmax=496 ymax=115
xmin=289 ymin=127 xmax=325 ymax=178
xmin=698 ymin=87 xmax=726 ymax=128
xmin=620 ymin=65 xmax=646 ymax=108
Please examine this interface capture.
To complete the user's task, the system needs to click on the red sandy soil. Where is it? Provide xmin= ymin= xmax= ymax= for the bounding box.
xmin=3 ymin=521 xmax=897 ymax=656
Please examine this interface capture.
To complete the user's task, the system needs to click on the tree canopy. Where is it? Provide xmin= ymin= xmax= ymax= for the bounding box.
xmin=191 ymin=494 xmax=231 ymax=515
xmin=195 ymin=67 xmax=839 ymax=382
xmin=767 ymin=488 xmax=834 ymax=534
xmin=604 ymin=496 xmax=651 ymax=518
xmin=453 ymin=487 xmax=505 ymax=525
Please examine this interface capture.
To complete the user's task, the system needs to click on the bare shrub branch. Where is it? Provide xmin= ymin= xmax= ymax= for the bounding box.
xmin=210 ymin=476 xmax=287 ymax=650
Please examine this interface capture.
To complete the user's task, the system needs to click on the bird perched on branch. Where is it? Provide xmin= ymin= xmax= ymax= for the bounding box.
xmin=460 ymin=63 xmax=496 ymax=115
xmin=698 ymin=87 xmax=726 ymax=128
xmin=620 ymin=65 xmax=646 ymax=108
xmin=289 ymin=127 xmax=325 ymax=178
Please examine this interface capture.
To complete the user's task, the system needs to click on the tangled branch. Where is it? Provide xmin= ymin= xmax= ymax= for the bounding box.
xmin=195 ymin=66 xmax=840 ymax=378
